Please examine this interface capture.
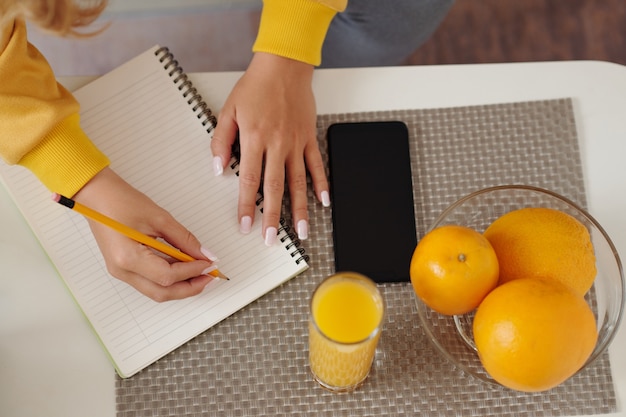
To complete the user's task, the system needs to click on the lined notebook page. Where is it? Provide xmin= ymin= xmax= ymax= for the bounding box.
xmin=0 ymin=46 xmax=308 ymax=378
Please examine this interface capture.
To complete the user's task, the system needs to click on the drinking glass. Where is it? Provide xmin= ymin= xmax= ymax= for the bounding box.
xmin=308 ymin=272 xmax=385 ymax=392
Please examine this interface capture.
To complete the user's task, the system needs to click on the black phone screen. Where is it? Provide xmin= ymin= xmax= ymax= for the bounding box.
xmin=327 ymin=121 xmax=418 ymax=283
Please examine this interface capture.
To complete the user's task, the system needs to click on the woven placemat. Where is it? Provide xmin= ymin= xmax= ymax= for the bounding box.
xmin=116 ymin=98 xmax=617 ymax=416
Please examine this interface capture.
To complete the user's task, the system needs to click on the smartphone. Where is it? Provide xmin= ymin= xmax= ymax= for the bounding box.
xmin=327 ymin=121 xmax=418 ymax=283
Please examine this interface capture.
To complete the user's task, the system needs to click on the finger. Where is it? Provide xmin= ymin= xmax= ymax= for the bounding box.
xmin=260 ymin=149 xmax=286 ymax=246
xmin=236 ymin=131 xmax=264 ymax=234
xmin=285 ymin=153 xmax=309 ymax=240
xmin=305 ymin=142 xmax=330 ymax=207
xmin=107 ymin=243 xmax=215 ymax=288
xmin=154 ymin=212 xmax=220 ymax=262
xmin=120 ymin=267 xmax=214 ymax=303
xmin=211 ymin=109 xmax=238 ymax=176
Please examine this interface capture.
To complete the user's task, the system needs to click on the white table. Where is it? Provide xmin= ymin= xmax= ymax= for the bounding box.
xmin=1 ymin=61 xmax=625 ymax=417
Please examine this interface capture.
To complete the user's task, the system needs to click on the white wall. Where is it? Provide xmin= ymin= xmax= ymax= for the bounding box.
xmin=30 ymin=3 xmax=260 ymax=76
xmin=105 ymin=0 xmax=260 ymax=16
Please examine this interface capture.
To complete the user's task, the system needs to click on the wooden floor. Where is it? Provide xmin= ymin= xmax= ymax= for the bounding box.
xmin=30 ymin=0 xmax=626 ymax=77
xmin=407 ymin=0 xmax=626 ymax=66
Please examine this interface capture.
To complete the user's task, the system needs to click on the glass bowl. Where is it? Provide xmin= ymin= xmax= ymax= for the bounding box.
xmin=414 ymin=185 xmax=625 ymax=388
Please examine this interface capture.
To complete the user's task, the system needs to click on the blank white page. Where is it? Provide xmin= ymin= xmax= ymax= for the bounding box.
xmin=0 ymin=46 xmax=308 ymax=378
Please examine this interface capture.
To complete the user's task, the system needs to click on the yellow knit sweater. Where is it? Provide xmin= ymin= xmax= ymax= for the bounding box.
xmin=0 ymin=19 xmax=110 ymax=196
xmin=254 ymin=0 xmax=347 ymax=65
xmin=0 ymin=0 xmax=346 ymax=197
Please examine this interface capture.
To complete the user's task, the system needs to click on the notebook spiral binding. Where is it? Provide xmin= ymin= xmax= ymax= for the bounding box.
xmin=155 ymin=47 xmax=308 ymax=265
xmin=249 ymin=200 xmax=309 ymax=265
xmin=278 ymin=219 xmax=309 ymax=265
xmin=154 ymin=47 xmax=218 ymax=134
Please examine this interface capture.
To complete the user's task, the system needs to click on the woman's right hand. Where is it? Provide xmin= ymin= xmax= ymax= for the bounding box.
xmin=73 ymin=167 xmax=219 ymax=302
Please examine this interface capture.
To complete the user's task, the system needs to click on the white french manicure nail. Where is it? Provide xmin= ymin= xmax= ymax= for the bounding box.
xmin=240 ymin=215 xmax=252 ymax=234
xmin=213 ymin=156 xmax=223 ymax=176
xmin=297 ymin=219 xmax=308 ymax=240
xmin=201 ymin=246 xmax=219 ymax=262
xmin=201 ymin=265 xmax=218 ymax=276
xmin=321 ymin=190 xmax=331 ymax=207
xmin=264 ymin=227 xmax=278 ymax=246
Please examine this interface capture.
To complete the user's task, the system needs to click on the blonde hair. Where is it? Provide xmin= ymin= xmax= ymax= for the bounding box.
xmin=1 ymin=0 xmax=107 ymax=36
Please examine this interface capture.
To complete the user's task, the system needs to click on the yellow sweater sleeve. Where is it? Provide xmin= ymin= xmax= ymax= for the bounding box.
xmin=0 ymin=19 xmax=109 ymax=197
xmin=253 ymin=0 xmax=348 ymax=66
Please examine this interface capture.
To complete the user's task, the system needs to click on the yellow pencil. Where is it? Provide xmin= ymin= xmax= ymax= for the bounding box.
xmin=52 ymin=193 xmax=229 ymax=281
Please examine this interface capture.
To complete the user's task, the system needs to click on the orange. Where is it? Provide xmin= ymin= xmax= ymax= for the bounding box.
xmin=483 ymin=207 xmax=596 ymax=296
xmin=473 ymin=278 xmax=597 ymax=392
xmin=410 ymin=225 xmax=499 ymax=316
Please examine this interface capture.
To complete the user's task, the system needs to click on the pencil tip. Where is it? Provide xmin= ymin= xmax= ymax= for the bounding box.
xmin=207 ymin=268 xmax=230 ymax=281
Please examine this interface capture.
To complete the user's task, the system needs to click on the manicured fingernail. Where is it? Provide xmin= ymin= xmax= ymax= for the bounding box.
xmin=240 ymin=215 xmax=252 ymax=234
xmin=201 ymin=246 xmax=219 ymax=262
xmin=297 ymin=219 xmax=308 ymax=240
xmin=264 ymin=226 xmax=277 ymax=246
xmin=201 ymin=265 xmax=218 ymax=276
xmin=321 ymin=190 xmax=331 ymax=207
xmin=213 ymin=156 xmax=223 ymax=176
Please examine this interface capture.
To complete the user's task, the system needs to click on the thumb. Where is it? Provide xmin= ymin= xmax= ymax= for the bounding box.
xmin=211 ymin=108 xmax=239 ymax=176
xmin=158 ymin=213 xmax=219 ymax=264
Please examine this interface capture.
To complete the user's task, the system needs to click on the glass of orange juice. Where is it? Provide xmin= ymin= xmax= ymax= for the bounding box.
xmin=308 ymin=272 xmax=385 ymax=392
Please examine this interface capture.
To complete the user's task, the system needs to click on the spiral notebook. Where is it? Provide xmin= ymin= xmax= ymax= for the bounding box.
xmin=0 ymin=45 xmax=309 ymax=378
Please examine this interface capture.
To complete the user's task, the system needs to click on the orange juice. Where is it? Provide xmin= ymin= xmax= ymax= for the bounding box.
xmin=309 ymin=272 xmax=384 ymax=391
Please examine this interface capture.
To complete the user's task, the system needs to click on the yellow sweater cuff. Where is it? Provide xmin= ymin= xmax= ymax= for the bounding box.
xmin=18 ymin=114 xmax=110 ymax=197
xmin=253 ymin=0 xmax=340 ymax=66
